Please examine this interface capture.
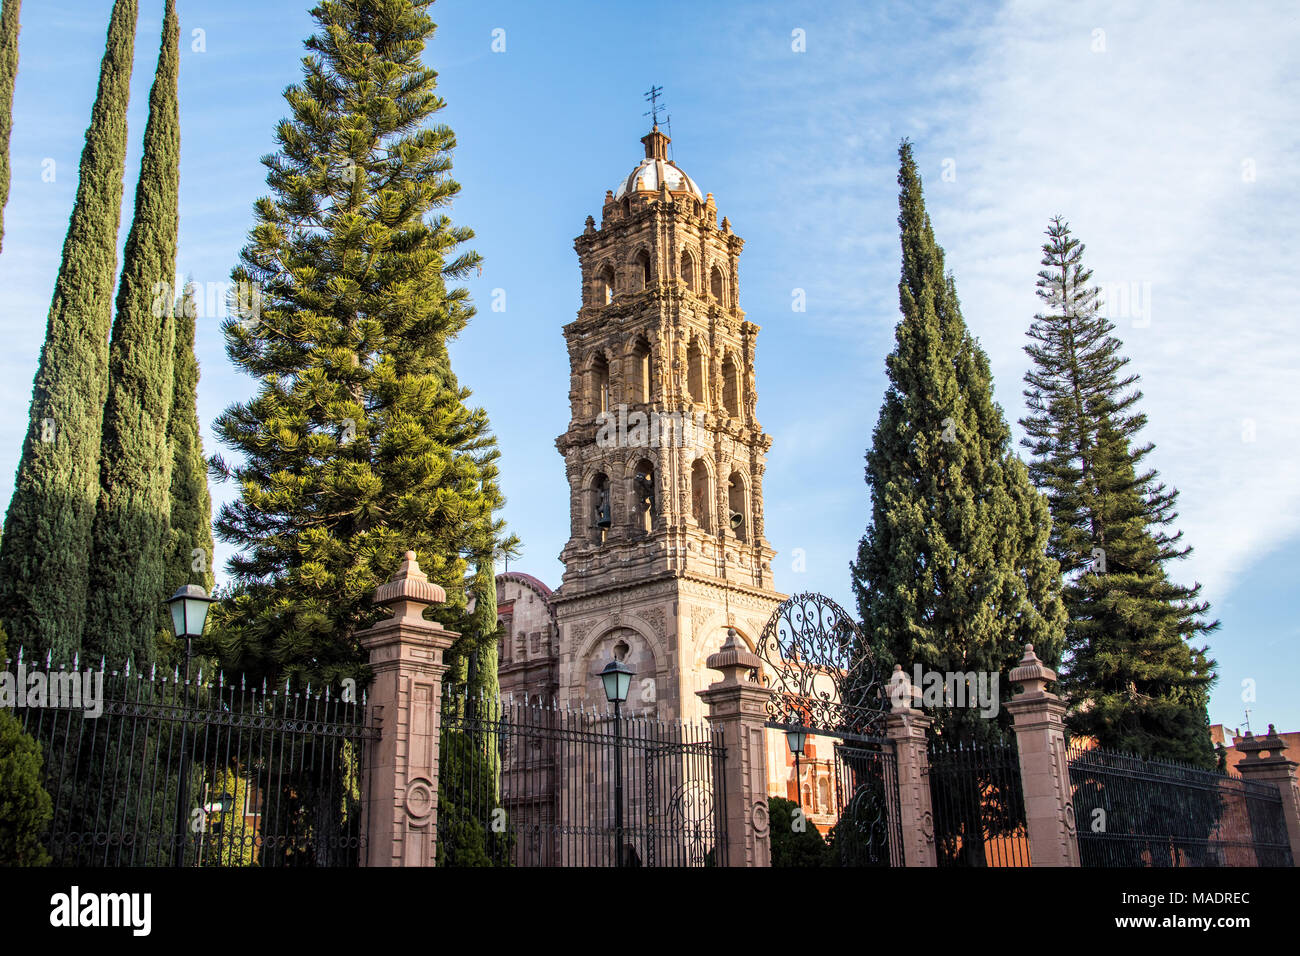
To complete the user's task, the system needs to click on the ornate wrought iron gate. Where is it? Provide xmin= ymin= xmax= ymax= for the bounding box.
xmin=437 ymin=693 xmax=727 ymax=867
xmin=831 ymin=739 xmax=904 ymax=866
xmin=756 ymin=592 xmax=903 ymax=866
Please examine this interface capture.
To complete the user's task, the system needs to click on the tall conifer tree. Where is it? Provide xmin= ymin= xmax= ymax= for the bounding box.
xmin=1020 ymin=217 xmax=1217 ymax=766
xmin=0 ymin=1 xmax=138 ymax=659
xmin=0 ymin=0 xmax=21 ymax=255
xmin=158 ymin=282 xmax=214 ymax=667
xmin=164 ymin=282 xmax=215 ymax=598
xmin=212 ymin=0 xmax=513 ymax=689
xmin=851 ymin=141 xmax=1065 ymax=740
xmin=84 ymin=0 xmax=181 ymax=665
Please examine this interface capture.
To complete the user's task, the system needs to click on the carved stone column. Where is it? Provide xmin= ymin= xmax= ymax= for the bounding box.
xmin=696 ymin=629 xmax=772 ymax=867
xmin=885 ymin=665 xmax=936 ymax=866
xmin=358 ymin=551 xmax=459 ymax=867
xmin=1005 ymin=644 xmax=1080 ymax=866
xmin=1234 ymin=725 xmax=1300 ymax=864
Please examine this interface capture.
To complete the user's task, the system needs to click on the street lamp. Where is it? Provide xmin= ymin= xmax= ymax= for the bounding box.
xmin=600 ymin=658 xmax=634 ymax=867
xmin=165 ymin=584 xmax=216 ymax=680
xmin=164 ymin=583 xmax=215 ymax=868
xmin=785 ymin=729 xmax=808 ymax=812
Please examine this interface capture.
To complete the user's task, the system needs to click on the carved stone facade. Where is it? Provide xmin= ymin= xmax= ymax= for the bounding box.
xmin=497 ymin=125 xmax=786 ymax=727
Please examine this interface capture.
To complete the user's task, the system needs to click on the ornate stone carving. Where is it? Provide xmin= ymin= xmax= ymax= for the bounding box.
xmin=404 ymin=777 xmax=435 ymax=823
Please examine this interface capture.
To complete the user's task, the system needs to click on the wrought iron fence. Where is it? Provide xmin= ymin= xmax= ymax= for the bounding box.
xmin=927 ymin=735 xmax=1030 ymax=866
xmin=830 ymin=738 xmax=904 ymax=866
xmin=5 ymin=649 xmax=375 ymax=867
xmin=1067 ymin=745 xmax=1293 ymax=867
xmin=438 ymin=693 xmax=727 ymax=867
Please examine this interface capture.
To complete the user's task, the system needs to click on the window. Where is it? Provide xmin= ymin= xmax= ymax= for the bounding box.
xmin=598 ymin=264 xmax=615 ymax=305
xmin=633 ymin=460 xmax=655 ymax=534
xmin=591 ymin=473 xmax=611 ymax=544
xmin=722 ymin=354 xmax=740 ymax=418
xmin=710 ymin=265 xmax=725 ymax=305
xmin=680 ymin=250 xmax=695 ymax=291
xmin=590 ymin=353 xmax=610 ymax=416
xmin=728 ymin=470 xmax=746 ymax=541
xmin=691 ymin=458 xmax=712 ymax=530
xmin=687 ymin=338 xmax=706 ymax=405
xmin=629 ymin=338 xmax=651 ymax=404
xmin=633 ymin=249 xmax=651 ymax=292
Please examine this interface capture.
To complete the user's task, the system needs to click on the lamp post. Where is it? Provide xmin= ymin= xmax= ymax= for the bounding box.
xmin=785 ymin=729 xmax=808 ymax=812
xmin=599 ymin=657 xmax=634 ymax=867
xmin=165 ymin=584 xmax=216 ymax=868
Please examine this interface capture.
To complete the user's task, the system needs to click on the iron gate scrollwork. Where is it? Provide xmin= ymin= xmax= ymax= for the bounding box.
xmin=755 ymin=593 xmax=902 ymax=866
xmin=832 ymin=742 xmax=904 ymax=867
xmin=754 ymin=591 xmax=889 ymax=739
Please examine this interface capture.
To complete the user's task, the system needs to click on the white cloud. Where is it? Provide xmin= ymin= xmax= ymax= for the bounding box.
xmin=930 ymin=0 xmax=1300 ymax=604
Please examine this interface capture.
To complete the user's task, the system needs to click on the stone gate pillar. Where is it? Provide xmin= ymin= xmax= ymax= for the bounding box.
xmin=885 ymin=665 xmax=936 ymax=866
xmin=1005 ymin=644 xmax=1081 ymax=867
xmin=358 ymin=551 xmax=459 ymax=867
xmin=696 ymin=629 xmax=772 ymax=867
xmin=1234 ymin=725 xmax=1300 ymax=864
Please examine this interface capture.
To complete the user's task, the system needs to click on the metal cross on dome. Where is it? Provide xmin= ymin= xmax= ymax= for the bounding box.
xmin=643 ymin=84 xmax=666 ymax=127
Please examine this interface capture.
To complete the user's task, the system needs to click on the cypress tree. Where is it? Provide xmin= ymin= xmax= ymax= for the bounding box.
xmin=158 ymin=282 xmax=214 ymax=666
xmin=0 ymin=0 xmax=20 ymax=255
xmin=0 ymin=0 xmax=138 ymax=659
xmin=850 ymin=141 xmax=1066 ymax=742
xmin=212 ymin=0 xmax=514 ymax=689
xmin=163 ymin=282 xmax=214 ymax=597
xmin=84 ymin=0 xmax=180 ymax=665
xmin=1020 ymin=217 xmax=1217 ymax=767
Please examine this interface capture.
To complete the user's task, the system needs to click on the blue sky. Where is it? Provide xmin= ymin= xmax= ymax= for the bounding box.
xmin=1 ymin=1 xmax=1296 ymax=733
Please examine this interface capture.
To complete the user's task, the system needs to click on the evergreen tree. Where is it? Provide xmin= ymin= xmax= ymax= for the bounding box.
xmin=0 ymin=0 xmax=138 ymax=660
xmin=212 ymin=0 xmax=514 ymax=689
xmin=85 ymin=0 xmax=181 ymax=665
xmin=1020 ymin=217 xmax=1217 ymax=766
xmin=159 ymin=282 xmax=214 ymax=666
xmin=768 ymin=797 xmax=832 ymax=867
xmin=850 ymin=141 xmax=1065 ymax=741
xmin=0 ymin=707 xmax=52 ymax=866
xmin=0 ymin=0 xmax=21 ymax=255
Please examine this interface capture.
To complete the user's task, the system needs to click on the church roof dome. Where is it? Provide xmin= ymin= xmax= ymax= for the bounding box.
xmin=613 ymin=126 xmax=703 ymax=201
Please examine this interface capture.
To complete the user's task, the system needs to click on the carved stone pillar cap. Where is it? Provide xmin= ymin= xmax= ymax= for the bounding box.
xmin=374 ymin=551 xmax=446 ymax=609
xmin=1238 ymin=723 xmax=1288 ymax=762
xmin=888 ymin=663 xmax=920 ymax=711
xmin=706 ymin=627 xmax=761 ymax=678
xmin=1009 ymin=643 xmax=1056 ymax=689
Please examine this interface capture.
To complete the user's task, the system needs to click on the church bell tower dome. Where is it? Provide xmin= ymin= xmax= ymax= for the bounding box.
xmin=612 ymin=126 xmax=704 ymax=201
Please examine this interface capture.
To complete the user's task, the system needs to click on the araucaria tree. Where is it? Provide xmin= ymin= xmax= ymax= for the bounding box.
xmin=84 ymin=0 xmax=181 ymax=665
xmin=1020 ymin=217 xmax=1217 ymax=767
xmin=851 ymin=141 xmax=1066 ymax=741
xmin=213 ymin=0 xmax=513 ymax=689
xmin=0 ymin=0 xmax=138 ymax=659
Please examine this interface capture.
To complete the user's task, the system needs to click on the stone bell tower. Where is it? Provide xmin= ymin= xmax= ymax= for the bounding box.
xmin=550 ymin=124 xmax=785 ymax=723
